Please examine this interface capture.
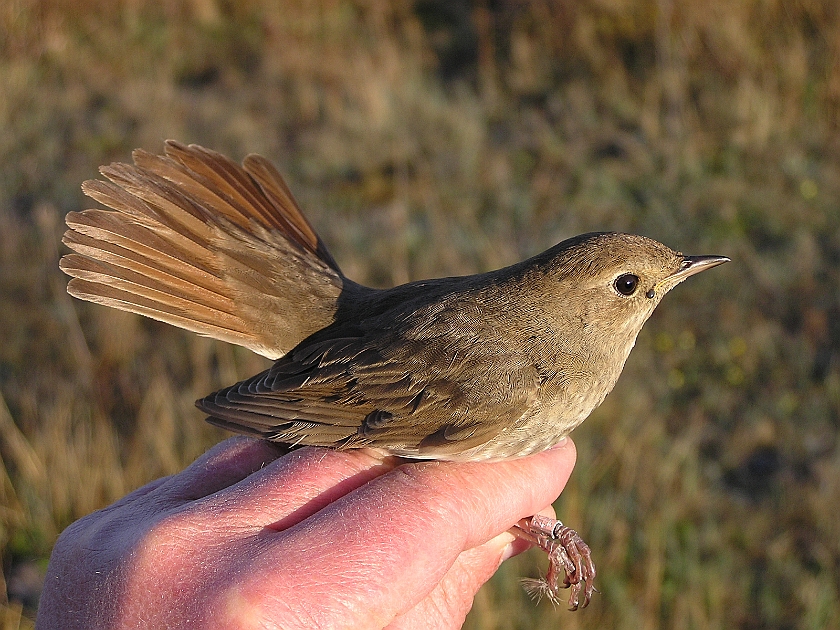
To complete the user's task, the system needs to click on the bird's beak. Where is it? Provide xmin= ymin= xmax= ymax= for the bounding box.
xmin=653 ymin=255 xmax=729 ymax=295
xmin=671 ymin=255 xmax=730 ymax=281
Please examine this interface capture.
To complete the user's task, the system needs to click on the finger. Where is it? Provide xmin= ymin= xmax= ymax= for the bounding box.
xmin=386 ymin=533 xmax=516 ymax=630
xmin=178 ymin=446 xmax=399 ymax=530
xmin=156 ymin=436 xmax=287 ymax=501
xmin=105 ymin=475 xmax=171 ymax=509
xmin=58 ymin=475 xmax=173 ymax=544
xmin=227 ymin=439 xmax=577 ymax=628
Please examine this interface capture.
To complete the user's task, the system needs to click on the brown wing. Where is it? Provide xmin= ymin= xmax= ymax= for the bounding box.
xmin=198 ymin=295 xmax=541 ymax=459
xmin=60 ymin=141 xmax=344 ymax=359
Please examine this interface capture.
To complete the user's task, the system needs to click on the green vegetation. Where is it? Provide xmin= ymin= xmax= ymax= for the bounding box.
xmin=1 ymin=1 xmax=838 ymax=627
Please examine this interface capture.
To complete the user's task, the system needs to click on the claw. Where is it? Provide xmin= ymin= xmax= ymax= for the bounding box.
xmin=513 ymin=514 xmax=597 ymax=610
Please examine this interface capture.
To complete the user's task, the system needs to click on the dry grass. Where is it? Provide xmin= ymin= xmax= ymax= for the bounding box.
xmin=2 ymin=1 xmax=839 ymax=627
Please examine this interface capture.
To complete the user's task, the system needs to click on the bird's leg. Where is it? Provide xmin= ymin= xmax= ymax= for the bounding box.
xmin=512 ymin=514 xmax=596 ymax=610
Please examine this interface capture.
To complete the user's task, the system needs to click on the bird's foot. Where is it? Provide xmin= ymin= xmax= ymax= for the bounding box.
xmin=513 ymin=513 xmax=597 ymax=610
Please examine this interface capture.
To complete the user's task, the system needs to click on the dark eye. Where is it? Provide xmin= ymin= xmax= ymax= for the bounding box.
xmin=614 ymin=273 xmax=639 ymax=296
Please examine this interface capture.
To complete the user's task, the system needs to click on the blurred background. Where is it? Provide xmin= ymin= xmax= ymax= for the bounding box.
xmin=1 ymin=0 xmax=838 ymax=628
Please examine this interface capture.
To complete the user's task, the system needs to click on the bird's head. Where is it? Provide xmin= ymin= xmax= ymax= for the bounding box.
xmin=537 ymin=232 xmax=729 ymax=344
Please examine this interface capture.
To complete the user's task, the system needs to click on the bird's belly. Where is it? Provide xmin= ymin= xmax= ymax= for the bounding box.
xmin=427 ymin=370 xmax=617 ymax=461
xmin=415 ymin=398 xmax=596 ymax=462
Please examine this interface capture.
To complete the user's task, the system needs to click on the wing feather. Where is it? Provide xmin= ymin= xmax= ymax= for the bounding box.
xmin=198 ymin=295 xmax=541 ymax=459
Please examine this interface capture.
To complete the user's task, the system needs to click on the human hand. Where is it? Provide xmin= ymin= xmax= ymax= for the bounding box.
xmin=37 ymin=436 xmax=577 ymax=629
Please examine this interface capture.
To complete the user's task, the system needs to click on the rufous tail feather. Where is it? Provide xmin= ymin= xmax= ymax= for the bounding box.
xmin=60 ymin=141 xmax=344 ymax=359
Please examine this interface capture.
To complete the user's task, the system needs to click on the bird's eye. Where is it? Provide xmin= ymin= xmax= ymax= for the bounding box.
xmin=614 ymin=274 xmax=639 ymax=296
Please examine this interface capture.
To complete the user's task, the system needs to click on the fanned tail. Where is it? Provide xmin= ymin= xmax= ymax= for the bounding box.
xmin=60 ymin=141 xmax=345 ymax=359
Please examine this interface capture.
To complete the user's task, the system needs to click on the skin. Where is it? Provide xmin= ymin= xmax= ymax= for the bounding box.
xmin=37 ymin=436 xmax=577 ymax=630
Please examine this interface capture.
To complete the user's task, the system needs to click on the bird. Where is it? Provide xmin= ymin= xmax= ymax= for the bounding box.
xmin=60 ymin=140 xmax=728 ymax=610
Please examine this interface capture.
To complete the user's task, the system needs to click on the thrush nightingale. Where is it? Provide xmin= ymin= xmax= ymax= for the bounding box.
xmin=60 ymin=141 xmax=728 ymax=609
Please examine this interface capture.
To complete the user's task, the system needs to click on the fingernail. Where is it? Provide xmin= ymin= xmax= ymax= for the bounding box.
xmin=490 ymin=532 xmax=518 ymax=561
xmin=501 ymin=541 xmax=518 ymax=562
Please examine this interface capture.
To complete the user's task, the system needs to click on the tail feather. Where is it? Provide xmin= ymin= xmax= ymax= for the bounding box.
xmin=61 ymin=141 xmax=345 ymax=359
xmin=64 ymin=210 xmax=219 ymax=281
xmin=61 ymin=253 xmax=240 ymax=323
xmin=65 ymin=278 xmax=254 ymax=348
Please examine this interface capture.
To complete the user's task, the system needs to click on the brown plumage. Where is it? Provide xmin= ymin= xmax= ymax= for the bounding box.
xmin=60 ymin=141 xmax=728 ymax=608
xmin=61 ymin=141 xmax=342 ymax=359
xmin=61 ymin=140 xmax=728 ymax=461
